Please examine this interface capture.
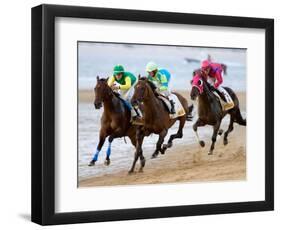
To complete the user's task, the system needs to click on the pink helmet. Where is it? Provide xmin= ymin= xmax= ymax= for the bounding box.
xmin=201 ymin=60 xmax=210 ymax=69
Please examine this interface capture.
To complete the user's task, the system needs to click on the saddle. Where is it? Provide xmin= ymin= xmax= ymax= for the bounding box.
xmin=210 ymin=87 xmax=229 ymax=110
xmin=157 ymin=94 xmax=186 ymax=119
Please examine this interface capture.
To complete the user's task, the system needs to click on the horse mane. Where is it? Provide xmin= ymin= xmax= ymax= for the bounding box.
xmin=97 ymin=77 xmax=118 ymax=98
xmin=139 ymin=77 xmax=158 ymax=94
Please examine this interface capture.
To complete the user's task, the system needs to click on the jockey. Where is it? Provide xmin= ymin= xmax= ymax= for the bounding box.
xmin=201 ymin=60 xmax=234 ymax=110
xmin=145 ymin=62 xmax=176 ymax=114
xmin=107 ymin=65 xmax=142 ymax=123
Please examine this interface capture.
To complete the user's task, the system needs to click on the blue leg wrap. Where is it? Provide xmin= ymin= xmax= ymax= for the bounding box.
xmin=92 ymin=149 xmax=100 ymax=161
xmin=106 ymin=142 xmax=112 ymax=158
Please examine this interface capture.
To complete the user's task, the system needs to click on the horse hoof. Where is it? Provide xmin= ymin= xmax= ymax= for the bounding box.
xmin=128 ymin=170 xmax=135 ymax=175
xmin=199 ymin=141 xmax=205 ymax=147
xmin=138 ymin=168 xmax=144 ymax=173
xmin=104 ymin=159 xmax=110 ymax=166
xmin=151 ymin=153 xmax=158 ymax=159
xmin=208 ymin=151 xmax=213 ymax=155
xmin=223 ymin=139 xmax=228 ymax=145
xmin=88 ymin=160 xmax=96 ymax=166
xmin=141 ymin=159 xmax=146 ymax=168
xmin=160 ymin=149 xmax=166 ymax=155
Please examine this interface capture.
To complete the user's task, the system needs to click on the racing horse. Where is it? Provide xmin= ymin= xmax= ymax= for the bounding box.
xmin=130 ymin=76 xmax=193 ymax=173
xmin=88 ymin=76 xmax=137 ymax=167
xmin=190 ymin=71 xmax=246 ymax=155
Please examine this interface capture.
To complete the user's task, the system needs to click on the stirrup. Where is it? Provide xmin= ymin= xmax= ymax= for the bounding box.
xmin=131 ymin=116 xmax=143 ymax=125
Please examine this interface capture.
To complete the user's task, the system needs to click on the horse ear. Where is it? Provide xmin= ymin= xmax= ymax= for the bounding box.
xmin=106 ymin=77 xmax=109 ymax=82
xmin=190 ymin=80 xmax=193 ymax=85
xmin=138 ymin=74 xmax=141 ymax=80
xmin=97 ymin=76 xmax=100 ymax=81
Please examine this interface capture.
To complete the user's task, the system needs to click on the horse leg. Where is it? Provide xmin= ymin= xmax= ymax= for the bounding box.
xmin=129 ymin=128 xmax=145 ymax=174
xmin=88 ymin=131 xmax=107 ymax=166
xmin=138 ymin=148 xmax=146 ymax=173
xmin=223 ymin=115 xmax=234 ymax=145
xmin=161 ymin=116 xmax=185 ymax=154
xmin=103 ymin=127 xmax=124 ymax=166
xmin=193 ymin=118 xmax=206 ymax=147
xmin=104 ymin=135 xmax=114 ymax=166
xmin=151 ymin=129 xmax=168 ymax=158
xmin=208 ymin=121 xmax=221 ymax=155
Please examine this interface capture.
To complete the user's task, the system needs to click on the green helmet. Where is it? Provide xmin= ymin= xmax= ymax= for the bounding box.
xmin=113 ymin=65 xmax=125 ymax=75
xmin=146 ymin=62 xmax=158 ymax=72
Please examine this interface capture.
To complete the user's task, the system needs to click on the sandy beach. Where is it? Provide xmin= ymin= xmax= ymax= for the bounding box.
xmin=78 ymin=89 xmax=246 ymax=187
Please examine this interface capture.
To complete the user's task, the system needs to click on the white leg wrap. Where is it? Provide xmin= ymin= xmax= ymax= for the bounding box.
xmin=195 ymin=131 xmax=201 ymax=143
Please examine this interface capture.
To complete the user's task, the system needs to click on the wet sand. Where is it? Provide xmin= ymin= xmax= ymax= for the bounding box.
xmin=79 ymin=125 xmax=246 ymax=187
xmin=79 ymin=89 xmax=246 ymax=187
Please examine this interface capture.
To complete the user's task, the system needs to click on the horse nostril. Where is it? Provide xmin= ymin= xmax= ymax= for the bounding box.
xmin=190 ymin=93 xmax=195 ymax=101
xmin=94 ymin=102 xmax=102 ymax=109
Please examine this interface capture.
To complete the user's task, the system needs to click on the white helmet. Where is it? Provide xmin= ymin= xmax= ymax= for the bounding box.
xmin=146 ymin=62 xmax=158 ymax=72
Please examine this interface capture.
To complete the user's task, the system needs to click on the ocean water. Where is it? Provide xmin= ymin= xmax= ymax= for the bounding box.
xmin=78 ymin=42 xmax=247 ymax=181
xmin=78 ymin=42 xmax=246 ymax=91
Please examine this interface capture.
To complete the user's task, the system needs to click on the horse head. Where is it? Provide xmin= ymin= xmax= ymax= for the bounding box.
xmin=131 ymin=76 xmax=154 ymax=107
xmin=94 ymin=76 xmax=111 ymax=109
xmin=190 ymin=73 xmax=205 ymax=100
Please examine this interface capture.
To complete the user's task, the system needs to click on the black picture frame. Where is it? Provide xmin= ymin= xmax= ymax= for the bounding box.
xmin=31 ymin=4 xmax=274 ymax=225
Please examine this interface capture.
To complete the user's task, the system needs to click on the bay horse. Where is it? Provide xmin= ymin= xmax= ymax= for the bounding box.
xmin=130 ymin=76 xmax=193 ymax=173
xmin=190 ymin=72 xmax=246 ymax=155
xmin=88 ymin=76 xmax=137 ymax=167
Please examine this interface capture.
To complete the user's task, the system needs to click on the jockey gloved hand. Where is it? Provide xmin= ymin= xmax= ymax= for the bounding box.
xmin=111 ymin=84 xmax=120 ymax=91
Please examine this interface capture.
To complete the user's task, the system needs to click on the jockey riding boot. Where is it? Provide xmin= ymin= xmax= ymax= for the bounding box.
xmin=169 ymin=100 xmax=176 ymax=114
xmin=219 ymin=87 xmax=234 ymax=111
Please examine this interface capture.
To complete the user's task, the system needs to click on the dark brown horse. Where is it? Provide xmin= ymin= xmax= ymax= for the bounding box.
xmin=88 ymin=76 xmax=137 ymax=167
xmin=130 ymin=77 xmax=193 ymax=173
xmin=190 ymin=72 xmax=246 ymax=155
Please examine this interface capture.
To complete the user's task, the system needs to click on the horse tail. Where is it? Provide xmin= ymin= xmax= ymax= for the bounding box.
xmin=186 ymin=104 xmax=194 ymax=121
xmin=224 ymin=87 xmax=246 ymax=126
xmin=234 ymin=107 xmax=246 ymax=126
